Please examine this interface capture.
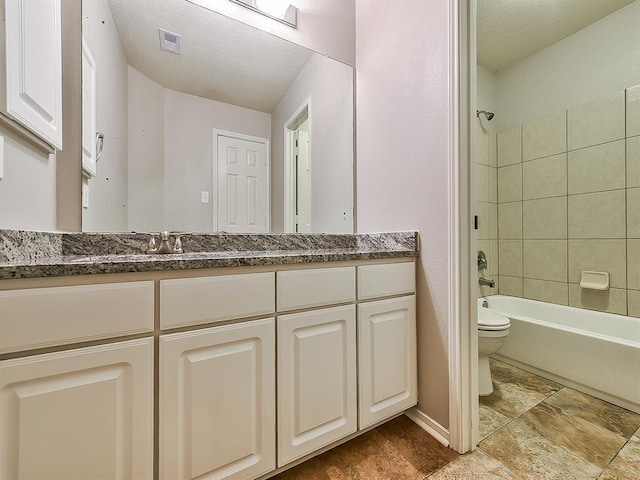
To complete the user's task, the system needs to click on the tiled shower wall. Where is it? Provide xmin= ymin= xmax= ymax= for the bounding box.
xmin=494 ymin=85 xmax=640 ymax=317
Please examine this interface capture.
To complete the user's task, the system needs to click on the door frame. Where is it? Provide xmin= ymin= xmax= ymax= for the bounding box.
xmin=212 ymin=129 xmax=271 ymax=233
xmin=283 ymin=98 xmax=312 ymax=233
xmin=447 ymin=0 xmax=477 ymax=453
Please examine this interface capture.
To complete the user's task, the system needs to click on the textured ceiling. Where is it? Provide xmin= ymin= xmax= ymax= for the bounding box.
xmin=106 ymin=0 xmax=313 ymax=112
xmin=478 ymin=0 xmax=636 ymax=73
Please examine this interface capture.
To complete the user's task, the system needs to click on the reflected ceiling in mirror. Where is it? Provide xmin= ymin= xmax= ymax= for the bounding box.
xmin=81 ymin=0 xmax=354 ymax=235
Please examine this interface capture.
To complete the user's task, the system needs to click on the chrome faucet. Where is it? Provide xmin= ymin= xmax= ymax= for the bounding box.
xmin=478 ymin=277 xmax=495 ymax=288
xmin=146 ymin=231 xmax=184 ymax=254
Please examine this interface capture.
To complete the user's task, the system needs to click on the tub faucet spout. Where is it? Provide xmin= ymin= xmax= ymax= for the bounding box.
xmin=479 ymin=277 xmax=495 ymax=288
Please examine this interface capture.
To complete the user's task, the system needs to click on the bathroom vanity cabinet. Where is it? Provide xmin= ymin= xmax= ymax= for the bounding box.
xmin=0 ymin=259 xmax=416 ymax=480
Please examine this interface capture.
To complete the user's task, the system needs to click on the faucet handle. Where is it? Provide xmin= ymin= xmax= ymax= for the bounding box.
xmin=146 ymin=235 xmax=158 ymax=253
xmin=173 ymin=236 xmax=183 ymax=254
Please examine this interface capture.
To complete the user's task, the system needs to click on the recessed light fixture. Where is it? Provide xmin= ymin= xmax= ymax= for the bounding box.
xmin=158 ymin=28 xmax=182 ymax=54
xmin=229 ymin=0 xmax=297 ymax=28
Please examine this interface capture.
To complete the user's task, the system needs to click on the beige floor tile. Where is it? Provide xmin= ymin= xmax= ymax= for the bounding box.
xmin=598 ymin=435 xmax=640 ymax=480
xmin=427 ymin=450 xmax=522 ymax=479
xmin=273 ymin=458 xmax=331 ymax=480
xmin=519 ymin=399 xmax=627 ymax=467
xmin=376 ymin=415 xmax=458 ymax=476
xmin=479 ymin=403 xmax=511 ymax=440
xmin=319 ymin=430 xmax=423 ymax=480
xmin=479 ymin=420 xmax=603 ymax=480
xmin=480 ymin=360 xmax=563 ymax=419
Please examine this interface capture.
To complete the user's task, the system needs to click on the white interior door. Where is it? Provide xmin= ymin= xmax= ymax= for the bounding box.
xmin=216 ymin=131 xmax=269 ymax=233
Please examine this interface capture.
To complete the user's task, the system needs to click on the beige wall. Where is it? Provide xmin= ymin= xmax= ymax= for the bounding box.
xmin=355 ymin=0 xmax=453 ymax=428
xmin=496 ymin=86 xmax=640 ymax=317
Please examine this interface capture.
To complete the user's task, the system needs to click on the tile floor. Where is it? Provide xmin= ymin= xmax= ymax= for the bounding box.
xmin=269 ymin=358 xmax=640 ymax=479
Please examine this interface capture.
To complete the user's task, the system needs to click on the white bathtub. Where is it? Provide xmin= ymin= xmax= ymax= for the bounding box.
xmin=484 ymin=295 xmax=640 ymax=414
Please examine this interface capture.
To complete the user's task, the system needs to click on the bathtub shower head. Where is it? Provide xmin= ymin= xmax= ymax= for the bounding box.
xmin=477 ymin=110 xmax=495 ymax=121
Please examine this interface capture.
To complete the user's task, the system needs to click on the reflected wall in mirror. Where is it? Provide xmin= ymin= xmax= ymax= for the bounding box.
xmin=81 ymin=0 xmax=354 ymax=234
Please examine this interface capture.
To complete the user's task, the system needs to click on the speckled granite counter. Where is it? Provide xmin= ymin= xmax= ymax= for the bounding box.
xmin=0 ymin=230 xmax=418 ymax=279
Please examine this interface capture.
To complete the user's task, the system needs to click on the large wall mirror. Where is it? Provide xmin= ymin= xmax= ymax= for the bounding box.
xmin=81 ymin=0 xmax=354 ymax=234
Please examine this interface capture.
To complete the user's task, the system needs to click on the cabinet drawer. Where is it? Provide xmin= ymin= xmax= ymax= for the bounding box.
xmin=277 ymin=267 xmax=355 ymax=312
xmin=160 ymin=273 xmax=275 ymax=329
xmin=0 ymin=282 xmax=154 ymax=354
xmin=357 ymin=262 xmax=415 ymax=300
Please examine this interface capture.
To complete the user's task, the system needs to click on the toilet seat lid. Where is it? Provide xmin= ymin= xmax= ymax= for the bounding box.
xmin=478 ymin=307 xmax=510 ymax=330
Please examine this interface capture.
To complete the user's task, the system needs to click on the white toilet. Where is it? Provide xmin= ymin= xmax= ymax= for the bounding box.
xmin=477 ymin=298 xmax=510 ymax=396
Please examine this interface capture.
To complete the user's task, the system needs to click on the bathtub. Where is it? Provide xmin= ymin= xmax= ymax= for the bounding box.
xmin=484 ymin=295 xmax=640 ymax=414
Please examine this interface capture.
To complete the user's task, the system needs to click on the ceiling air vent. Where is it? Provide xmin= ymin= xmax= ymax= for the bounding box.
xmin=158 ymin=28 xmax=181 ymax=54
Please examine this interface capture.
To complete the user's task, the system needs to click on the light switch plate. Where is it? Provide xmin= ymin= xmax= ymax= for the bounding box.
xmin=201 ymin=191 xmax=209 ymax=204
xmin=82 ymin=180 xmax=89 ymax=209
xmin=0 ymin=134 xmax=4 ymax=181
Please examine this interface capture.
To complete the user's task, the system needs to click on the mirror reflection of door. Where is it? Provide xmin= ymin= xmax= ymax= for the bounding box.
xmin=214 ymin=130 xmax=270 ymax=233
xmin=294 ymin=118 xmax=311 ymax=233
xmin=285 ymin=102 xmax=311 ymax=233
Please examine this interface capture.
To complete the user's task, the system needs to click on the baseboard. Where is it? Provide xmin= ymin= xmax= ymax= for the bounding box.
xmin=405 ymin=407 xmax=450 ymax=446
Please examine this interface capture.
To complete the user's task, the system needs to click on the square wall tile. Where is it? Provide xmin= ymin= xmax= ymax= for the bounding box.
xmin=488 ymin=167 xmax=498 ymax=204
xmin=477 ymin=202 xmax=490 ymax=240
xmin=627 ymin=239 xmax=640 ymax=290
xmin=523 ymin=111 xmax=567 ymax=161
xmin=523 ymin=240 xmax=567 ymax=282
xmin=498 ymin=202 xmax=522 ymax=239
xmin=497 ymin=125 xmax=522 ymax=167
xmin=523 ymin=154 xmax=567 ymax=200
xmin=499 ymin=240 xmax=523 ymax=277
xmin=523 ymin=197 xmax=567 ymax=239
xmin=567 ymin=91 xmax=625 ymax=151
xmin=490 ymin=203 xmax=498 ymax=240
xmin=567 ymin=140 xmax=625 ymax=195
xmin=627 ymin=289 xmax=640 ymax=318
xmin=488 ymin=131 xmax=497 ymax=167
xmin=476 ymin=126 xmax=489 ymax=165
xmin=477 ymin=164 xmax=489 ymax=203
xmin=568 ymin=285 xmax=627 ymax=316
xmin=628 ymin=188 xmax=640 ymax=238
xmin=499 ymin=276 xmax=523 ymax=297
xmin=524 ymin=279 xmax=568 ymax=305
xmin=568 ymin=190 xmax=626 ymax=239
xmin=627 ymin=84 xmax=640 ymax=138
xmin=568 ymin=240 xmax=626 ymax=289
xmin=498 ymin=164 xmax=522 ymax=203
xmin=627 ymin=137 xmax=640 ymax=188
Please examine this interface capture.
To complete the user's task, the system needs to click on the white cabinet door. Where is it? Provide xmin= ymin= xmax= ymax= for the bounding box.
xmin=160 ymin=318 xmax=275 ymax=480
xmin=358 ymin=296 xmax=417 ymax=429
xmin=0 ymin=338 xmax=154 ymax=480
xmin=277 ymin=305 xmax=357 ymax=466
xmin=5 ymin=0 xmax=63 ymax=149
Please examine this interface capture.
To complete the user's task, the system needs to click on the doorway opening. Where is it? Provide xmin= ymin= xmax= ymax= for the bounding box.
xmin=284 ymin=100 xmax=311 ymax=233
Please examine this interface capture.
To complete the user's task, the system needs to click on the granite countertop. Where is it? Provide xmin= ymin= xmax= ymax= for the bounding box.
xmin=0 ymin=230 xmax=418 ymax=280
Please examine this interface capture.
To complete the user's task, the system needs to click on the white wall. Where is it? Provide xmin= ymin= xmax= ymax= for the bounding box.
xmin=494 ymin=1 xmax=640 ymax=130
xmin=82 ymin=0 xmax=129 ymax=232
xmin=0 ymin=0 xmax=56 ymax=231
xmin=477 ymin=65 xmax=498 ymax=118
xmin=127 ymin=67 xmax=166 ymax=232
xmin=189 ymin=0 xmax=355 ymax=66
xmin=355 ymin=0 xmax=453 ymax=428
xmin=0 ymin=133 xmax=56 ymax=231
xmin=127 ymin=67 xmax=271 ymax=232
xmin=271 ymin=53 xmax=354 ymax=233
